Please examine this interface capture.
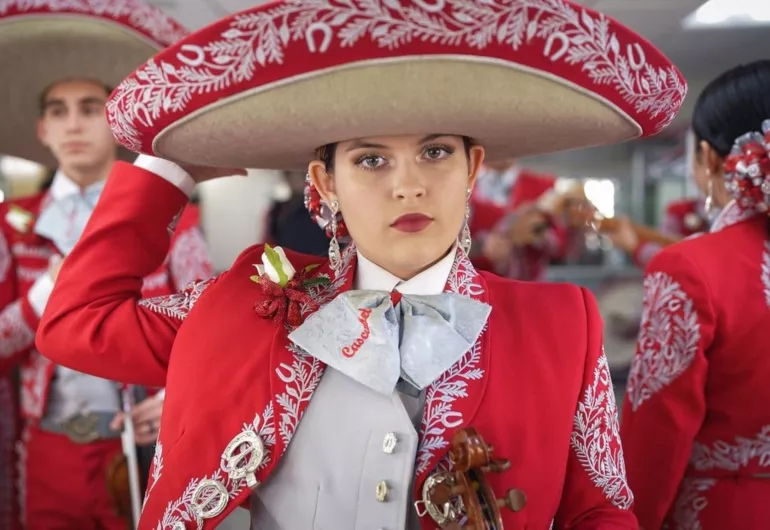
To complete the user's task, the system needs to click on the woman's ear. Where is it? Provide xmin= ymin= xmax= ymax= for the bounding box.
xmin=699 ymin=140 xmax=725 ymax=179
xmin=307 ymin=160 xmax=336 ymax=204
xmin=466 ymin=144 xmax=486 ymax=191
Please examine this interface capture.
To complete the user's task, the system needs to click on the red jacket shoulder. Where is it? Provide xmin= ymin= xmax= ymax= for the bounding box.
xmin=482 ymin=271 xmax=584 ymax=309
xmin=652 ymin=216 xmax=765 ymax=268
xmin=481 ymin=271 xmax=591 ymax=342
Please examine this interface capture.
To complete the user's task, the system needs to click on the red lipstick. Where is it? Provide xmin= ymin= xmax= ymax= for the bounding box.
xmin=391 ymin=213 xmax=433 ymax=233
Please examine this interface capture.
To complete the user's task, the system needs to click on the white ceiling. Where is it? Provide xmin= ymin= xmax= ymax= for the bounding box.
xmin=148 ymin=0 xmax=769 ymax=132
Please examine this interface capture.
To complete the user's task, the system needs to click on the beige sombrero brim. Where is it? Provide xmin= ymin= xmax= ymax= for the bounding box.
xmin=107 ymin=0 xmax=686 ymax=171
xmin=0 ymin=16 xmax=159 ymax=167
xmin=153 ymin=57 xmax=640 ymax=171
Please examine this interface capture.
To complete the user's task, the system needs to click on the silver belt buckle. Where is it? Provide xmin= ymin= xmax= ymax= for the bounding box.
xmin=61 ymin=412 xmax=101 ymax=444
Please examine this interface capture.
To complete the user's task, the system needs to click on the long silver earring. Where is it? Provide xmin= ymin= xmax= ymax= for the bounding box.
xmin=328 ymin=199 xmax=341 ymax=272
xmin=460 ymin=189 xmax=472 ymax=255
xmin=704 ymin=176 xmax=714 ymax=216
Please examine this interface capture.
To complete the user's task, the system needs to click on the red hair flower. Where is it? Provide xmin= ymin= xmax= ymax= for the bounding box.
xmin=303 ymin=175 xmax=350 ymax=240
xmin=724 ymin=119 xmax=770 ymax=214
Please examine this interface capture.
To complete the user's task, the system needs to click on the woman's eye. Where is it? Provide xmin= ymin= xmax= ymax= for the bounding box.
xmin=424 ymin=146 xmax=450 ymax=160
xmin=359 ymin=155 xmax=385 ymax=169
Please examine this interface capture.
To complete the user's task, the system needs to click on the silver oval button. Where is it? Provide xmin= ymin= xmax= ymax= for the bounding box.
xmin=382 ymin=432 xmax=398 ymax=454
xmin=376 ymin=480 xmax=389 ymax=502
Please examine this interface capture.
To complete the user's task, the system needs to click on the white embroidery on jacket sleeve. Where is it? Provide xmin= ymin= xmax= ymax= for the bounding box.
xmin=626 ymin=272 xmax=700 ymax=411
xmin=570 ymin=350 xmax=633 ymax=509
xmin=139 ymin=277 xmax=217 ymax=321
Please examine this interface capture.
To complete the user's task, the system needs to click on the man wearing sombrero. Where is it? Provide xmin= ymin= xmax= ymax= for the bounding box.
xmin=39 ymin=0 xmax=685 ymax=528
xmin=0 ymin=1 xmax=213 ymax=528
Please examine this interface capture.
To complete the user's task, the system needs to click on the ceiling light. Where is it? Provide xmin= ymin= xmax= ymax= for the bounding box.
xmin=683 ymin=0 xmax=770 ymax=28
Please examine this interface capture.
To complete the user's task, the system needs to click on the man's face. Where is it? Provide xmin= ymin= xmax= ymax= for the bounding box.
xmin=36 ymin=79 xmax=117 ymax=172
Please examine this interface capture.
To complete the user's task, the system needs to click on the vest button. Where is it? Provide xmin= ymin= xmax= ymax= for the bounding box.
xmin=382 ymin=432 xmax=398 ymax=454
xmin=375 ymin=480 xmax=389 ymax=502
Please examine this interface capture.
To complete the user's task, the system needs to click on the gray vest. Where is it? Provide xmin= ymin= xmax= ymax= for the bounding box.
xmin=251 ymin=368 xmax=423 ymax=529
xmin=45 ymin=365 xmax=121 ymax=422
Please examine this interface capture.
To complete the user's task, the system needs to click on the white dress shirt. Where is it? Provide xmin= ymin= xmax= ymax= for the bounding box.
xmin=354 ymin=246 xmax=456 ymax=294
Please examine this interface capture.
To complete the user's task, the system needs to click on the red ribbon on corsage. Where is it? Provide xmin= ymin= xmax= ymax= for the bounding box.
xmin=251 ymin=245 xmax=329 ymax=328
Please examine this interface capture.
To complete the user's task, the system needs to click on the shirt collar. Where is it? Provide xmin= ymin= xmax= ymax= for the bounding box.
xmin=354 ymin=245 xmax=457 ymax=295
xmin=48 ymin=170 xmax=81 ymax=201
xmin=48 ymin=170 xmax=106 ymax=202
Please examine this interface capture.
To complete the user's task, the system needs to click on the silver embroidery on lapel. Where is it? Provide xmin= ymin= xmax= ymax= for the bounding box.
xmin=570 ymin=351 xmax=633 ymax=509
xmin=626 ymin=272 xmax=700 ymax=411
xmin=276 ymin=347 xmax=323 ymax=446
xmin=155 ymin=405 xmax=274 ymax=529
xmin=416 ymin=251 xmax=485 ymax=474
xmin=274 ymin=245 xmax=354 ymax=446
xmin=762 ymin=242 xmax=770 ymax=309
xmin=299 ymin=244 xmax=355 ymax=318
xmin=670 ymin=478 xmax=716 ymax=530
xmin=689 ymin=425 xmax=770 ymax=472
xmin=139 ymin=277 xmax=217 ymax=320
xmin=446 ymin=251 xmax=484 ymax=298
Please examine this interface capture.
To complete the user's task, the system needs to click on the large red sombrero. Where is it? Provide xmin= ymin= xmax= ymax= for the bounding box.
xmin=0 ymin=0 xmax=187 ymax=167
xmin=107 ymin=0 xmax=686 ymax=170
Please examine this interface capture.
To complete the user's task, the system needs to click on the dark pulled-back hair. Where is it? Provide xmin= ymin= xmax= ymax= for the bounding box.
xmin=692 ymin=60 xmax=770 ymax=157
xmin=316 ymin=136 xmax=474 ymax=172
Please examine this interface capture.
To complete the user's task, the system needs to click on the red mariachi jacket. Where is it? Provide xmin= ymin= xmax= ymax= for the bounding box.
xmin=37 ymin=163 xmax=637 ymax=530
xmin=0 ymin=188 xmax=212 ymax=420
xmin=621 ymin=201 xmax=770 ymax=529
xmin=632 ymin=198 xmax=707 ymax=268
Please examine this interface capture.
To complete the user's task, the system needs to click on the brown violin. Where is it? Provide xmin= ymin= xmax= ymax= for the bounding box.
xmin=421 ymin=427 xmax=525 ymax=529
xmin=105 ymin=385 xmax=151 ymax=529
xmin=106 ymin=453 xmax=134 ymax=526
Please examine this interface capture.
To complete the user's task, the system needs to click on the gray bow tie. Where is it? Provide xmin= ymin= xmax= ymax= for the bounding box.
xmin=288 ymin=291 xmax=491 ymax=396
xmin=34 ymin=181 xmax=105 ymax=255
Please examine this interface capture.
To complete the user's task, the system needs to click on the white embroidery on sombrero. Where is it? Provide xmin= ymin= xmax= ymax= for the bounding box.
xmin=106 ymin=0 xmax=686 ymax=159
xmin=0 ymin=0 xmax=186 ymax=47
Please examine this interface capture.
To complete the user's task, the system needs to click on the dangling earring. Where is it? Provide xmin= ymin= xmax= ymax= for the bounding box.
xmin=460 ymin=188 xmax=472 ymax=255
xmin=704 ymin=175 xmax=714 ymax=216
xmin=327 ymin=198 xmax=341 ymax=272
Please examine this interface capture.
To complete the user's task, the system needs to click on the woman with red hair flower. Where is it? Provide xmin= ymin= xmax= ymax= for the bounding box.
xmin=621 ymin=59 xmax=770 ymax=530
